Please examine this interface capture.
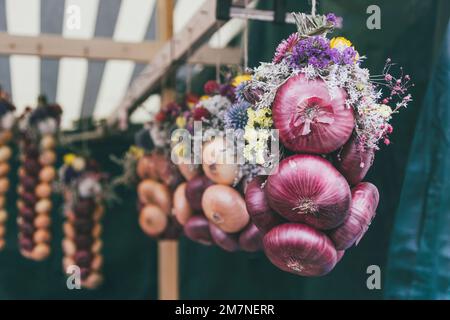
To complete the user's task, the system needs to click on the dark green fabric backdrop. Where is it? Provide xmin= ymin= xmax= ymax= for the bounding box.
xmin=0 ymin=0 xmax=448 ymax=299
xmin=385 ymin=22 xmax=450 ymax=300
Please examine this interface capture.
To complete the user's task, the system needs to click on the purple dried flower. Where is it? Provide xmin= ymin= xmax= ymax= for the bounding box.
xmin=340 ymin=46 xmax=357 ymax=65
xmin=326 ymin=13 xmax=343 ymax=28
xmin=290 ymin=36 xmax=338 ymax=69
xmin=219 ymin=84 xmax=236 ymax=102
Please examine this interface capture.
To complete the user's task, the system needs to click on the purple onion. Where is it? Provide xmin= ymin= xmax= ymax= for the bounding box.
xmin=239 ymin=223 xmax=263 ymax=252
xmin=209 ymin=223 xmax=240 ymax=252
xmin=184 ymin=215 xmax=213 ymax=246
xmin=263 ymin=223 xmax=338 ymax=277
xmin=245 ymin=176 xmax=284 ymax=233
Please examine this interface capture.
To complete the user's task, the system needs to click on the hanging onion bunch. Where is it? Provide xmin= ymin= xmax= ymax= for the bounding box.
xmin=17 ymin=95 xmax=62 ymax=261
xmin=59 ymin=154 xmax=106 ymax=289
xmin=0 ymin=90 xmax=15 ymax=251
xmin=135 ymin=100 xmax=191 ymax=239
xmin=235 ymin=12 xmax=411 ymax=276
xmin=137 ymin=152 xmax=183 ymax=240
xmin=178 ymin=76 xmax=265 ymax=252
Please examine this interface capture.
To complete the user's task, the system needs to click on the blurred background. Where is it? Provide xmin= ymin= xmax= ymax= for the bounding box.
xmin=0 ymin=0 xmax=449 ymax=299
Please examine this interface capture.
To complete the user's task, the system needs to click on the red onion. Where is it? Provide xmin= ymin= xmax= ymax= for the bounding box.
xmin=157 ymin=157 xmax=184 ymax=191
xmin=160 ymin=216 xmax=183 ymax=240
xmin=244 ymin=176 xmax=284 ymax=233
xmin=334 ymin=135 xmax=375 ymax=185
xmin=272 ymin=74 xmax=354 ymax=154
xmin=336 ymin=250 xmax=345 ymax=263
xmin=266 ymin=155 xmax=351 ymax=230
xmin=185 ymin=175 xmax=214 ymax=212
xmin=263 ymin=223 xmax=338 ymax=276
xmin=329 ymin=182 xmax=379 ymax=250
xmin=208 ymin=223 xmax=239 ymax=252
xmin=184 ymin=215 xmax=213 ymax=246
xmin=239 ymin=223 xmax=263 ymax=252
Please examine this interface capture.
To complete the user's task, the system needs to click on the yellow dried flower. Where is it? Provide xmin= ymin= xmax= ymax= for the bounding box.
xmin=330 ymin=37 xmax=353 ymax=50
xmin=129 ymin=146 xmax=144 ymax=159
xmin=232 ymin=74 xmax=252 ymax=87
xmin=176 ymin=116 xmax=186 ymax=128
xmin=63 ymin=153 xmax=76 ymax=165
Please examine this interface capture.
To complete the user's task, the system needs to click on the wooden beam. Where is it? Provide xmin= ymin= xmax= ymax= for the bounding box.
xmin=188 ymin=46 xmax=241 ymax=65
xmin=157 ymin=0 xmax=174 ymax=42
xmin=0 ymin=32 xmax=163 ymax=63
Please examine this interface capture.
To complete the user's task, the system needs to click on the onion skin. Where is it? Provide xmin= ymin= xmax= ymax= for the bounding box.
xmin=329 ymin=182 xmax=379 ymax=250
xmin=158 ymin=161 xmax=183 ymax=191
xmin=209 ymin=223 xmax=240 ymax=252
xmin=139 ymin=204 xmax=168 ymax=237
xmin=178 ymin=163 xmax=199 ymax=181
xmin=202 ymin=184 xmax=250 ymax=233
xmin=184 ymin=215 xmax=213 ymax=246
xmin=334 ymin=136 xmax=375 ymax=186
xmin=239 ymin=223 xmax=263 ymax=252
xmin=202 ymin=138 xmax=239 ymax=185
xmin=245 ymin=176 xmax=284 ymax=234
xmin=272 ymin=74 xmax=354 ymax=154
xmin=263 ymin=223 xmax=338 ymax=276
xmin=185 ymin=175 xmax=214 ymax=212
xmin=137 ymin=179 xmax=172 ymax=214
xmin=266 ymin=155 xmax=351 ymax=230
xmin=337 ymin=250 xmax=345 ymax=263
xmin=172 ymin=183 xmax=193 ymax=226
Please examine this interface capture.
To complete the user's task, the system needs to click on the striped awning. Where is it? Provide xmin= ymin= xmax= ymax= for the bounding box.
xmin=0 ymin=0 xmax=243 ymax=130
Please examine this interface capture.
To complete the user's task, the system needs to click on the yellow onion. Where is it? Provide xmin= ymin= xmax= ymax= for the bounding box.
xmin=172 ymin=182 xmax=193 ymax=226
xmin=0 ymin=209 xmax=7 ymax=223
xmin=33 ymin=229 xmax=51 ymax=243
xmin=0 ymin=178 xmax=9 ymax=193
xmin=34 ymin=214 xmax=51 ymax=228
xmin=0 ymin=162 xmax=10 ymax=176
xmin=82 ymin=272 xmax=103 ymax=289
xmin=31 ymin=243 xmax=51 ymax=261
xmin=35 ymin=183 xmax=52 ymax=199
xmin=35 ymin=199 xmax=52 ymax=214
xmin=39 ymin=166 xmax=56 ymax=183
xmin=0 ymin=146 xmax=12 ymax=162
xmin=40 ymin=135 xmax=56 ymax=150
xmin=139 ymin=204 xmax=168 ymax=237
xmin=39 ymin=150 xmax=56 ymax=166
xmin=202 ymin=184 xmax=249 ymax=233
xmin=202 ymin=138 xmax=239 ymax=185
xmin=137 ymin=179 xmax=172 ymax=214
xmin=0 ymin=131 xmax=12 ymax=145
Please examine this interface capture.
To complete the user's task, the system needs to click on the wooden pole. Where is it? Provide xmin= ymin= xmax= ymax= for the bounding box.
xmin=158 ymin=240 xmax=179 ymax=300
xmin=157 ymin=0 xmax=178 ymax=298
